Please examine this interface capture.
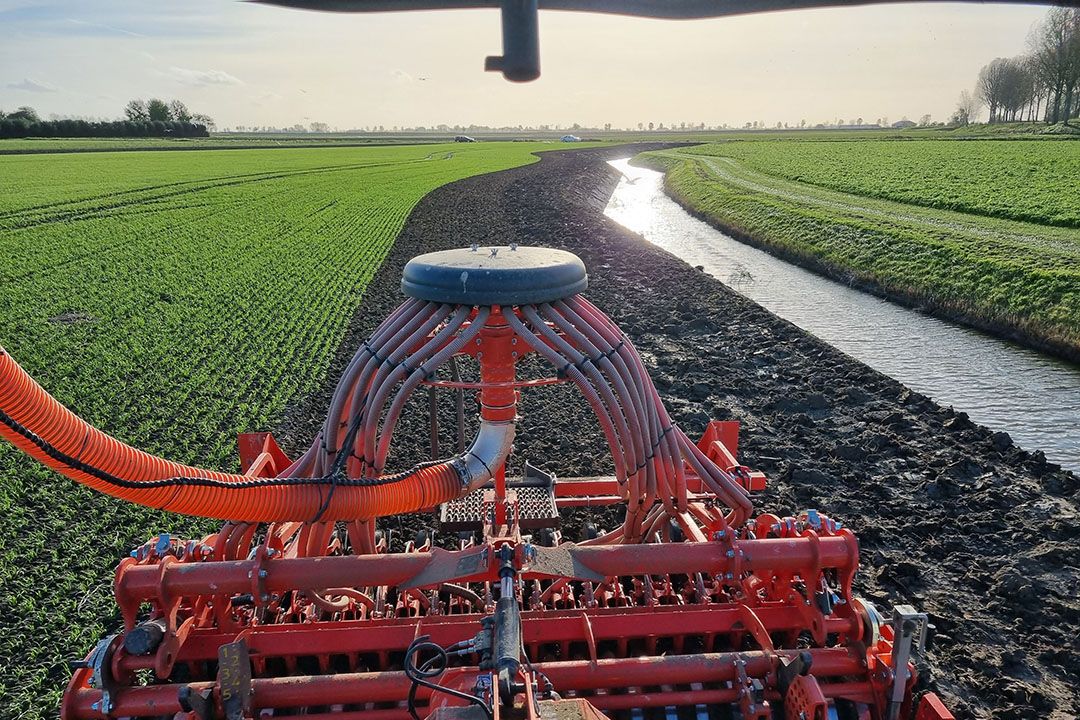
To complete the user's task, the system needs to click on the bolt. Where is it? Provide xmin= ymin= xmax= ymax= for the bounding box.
xmin=726 ymin=549 xmax=735 ymax=558
xmin=258 ymin=569 xmax=268 ymax=578
xmin=713 ymin=530 xmax=726 ymax=540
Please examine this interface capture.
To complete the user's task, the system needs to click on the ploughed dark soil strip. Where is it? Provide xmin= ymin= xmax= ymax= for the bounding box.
xmin=279 ymin=146 xmax=1079 ymax=720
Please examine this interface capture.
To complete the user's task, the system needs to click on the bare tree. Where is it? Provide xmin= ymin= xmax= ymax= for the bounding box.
xmin=1029 ymin=7 xmax=1080 ymax=123
xmin=1003 ymin=59 xmax=1036 ymax=121
xmin=9 ymin=106 xmax=40 ymax=122
xmin=978 ymin=57 xmax=1036 ymax=122
xmin=952 ymin=90 xmax=979 ymax=125
xmin=168 ymin=100 xmax=192 ymax=123
xmin=124 ymin=100 xmax=148 ymax=122
xmin=978 ymin=58 xmax=1008 ymax=122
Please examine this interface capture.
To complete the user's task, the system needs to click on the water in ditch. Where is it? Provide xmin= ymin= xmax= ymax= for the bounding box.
xmin=604 ymin=158 xmax=1080 ymax=473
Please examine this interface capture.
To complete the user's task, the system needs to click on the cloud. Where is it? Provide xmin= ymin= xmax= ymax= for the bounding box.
xmin=168 ymin=67 xmax=242 ymax=87
xmin=251 ymin=91 xmax=283 ymax=107
xmin=7 ymin=78 xmax=58 ymax=93
xmin=66 ymin=18 xmax=145 ymax=38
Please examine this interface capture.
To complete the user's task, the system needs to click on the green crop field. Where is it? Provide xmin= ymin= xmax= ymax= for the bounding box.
xmin=681 ymin=139 xmax=1080 ymax=227
xmin=5 ymin=121 xmax=1076 ymax=156
xmin=0 ymin=135 xmax=465 ymax=154
xmin=0 ymin=141 xmax=589 ymax=715
xmin=638 ymin=141 xmax=1080 ymax=359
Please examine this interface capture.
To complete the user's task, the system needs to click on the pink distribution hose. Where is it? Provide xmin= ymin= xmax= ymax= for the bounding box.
xmin=506 ymin=296 xmax=753 ymax=541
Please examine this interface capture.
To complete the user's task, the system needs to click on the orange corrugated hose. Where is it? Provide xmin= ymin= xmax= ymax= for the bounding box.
xmin=0 ymin=348 xmax=463 ymax=521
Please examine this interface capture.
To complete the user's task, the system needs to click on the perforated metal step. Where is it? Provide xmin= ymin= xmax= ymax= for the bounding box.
xmin=440 ymin=464 xmax=559 ymax=532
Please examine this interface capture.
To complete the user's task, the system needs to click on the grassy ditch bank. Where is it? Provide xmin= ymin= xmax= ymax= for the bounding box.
xmin=636 ymin=144 xmax=1080 ymax=363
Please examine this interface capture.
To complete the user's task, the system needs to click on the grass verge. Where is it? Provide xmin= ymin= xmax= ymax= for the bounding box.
xmin=636 ymin=147 xmax=1080 ymax=362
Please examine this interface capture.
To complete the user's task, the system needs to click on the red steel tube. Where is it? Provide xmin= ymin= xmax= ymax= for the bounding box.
xmin=566 ymin=534 xmax=857 ymax=577
xmin=114 ymin=534 xmax=856 ymax=608
xmin=117 ymin=552 xmax=435 ymax=603
xmin=116 ymin=603 xmax=861 ymax=672
xmin=69 ymin=650 xmax=867 ymax=718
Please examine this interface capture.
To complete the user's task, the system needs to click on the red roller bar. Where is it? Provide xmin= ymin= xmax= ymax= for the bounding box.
xmin=67 ymin=650 xmax=871 ymax=718
xmin=113 ymin=533 xmax=857 ymax=622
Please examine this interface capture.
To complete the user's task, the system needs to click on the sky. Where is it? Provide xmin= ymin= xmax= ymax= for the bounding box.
xmin=0 ymin=1 xmax=1048 ymax=130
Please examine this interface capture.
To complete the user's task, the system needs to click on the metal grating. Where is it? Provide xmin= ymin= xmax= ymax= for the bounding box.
xmin=440 ymin=482 xmax=559 ymax=532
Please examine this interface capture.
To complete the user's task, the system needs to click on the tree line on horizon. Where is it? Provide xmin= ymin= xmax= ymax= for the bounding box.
xmin=0 ymin=98 xmax=215 ymax=140
xmin=957 ymin=6 xmax=1080 ymax=125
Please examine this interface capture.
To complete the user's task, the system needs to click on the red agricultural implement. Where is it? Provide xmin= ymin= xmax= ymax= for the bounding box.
xmin=0 ymin=247 xmax=952 ymax=720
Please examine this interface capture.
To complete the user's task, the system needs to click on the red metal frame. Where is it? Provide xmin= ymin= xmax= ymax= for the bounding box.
xmin=59 ymin=305 xmax=936 ymax=720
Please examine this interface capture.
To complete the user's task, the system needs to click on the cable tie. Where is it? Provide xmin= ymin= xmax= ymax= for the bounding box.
xmin=310 ymin=472 xmax=339 ymax=522
xmin=632 ymin=424 xmax=676 ymax=471
xmin=361 ymin=341 xmax=385 ymax=364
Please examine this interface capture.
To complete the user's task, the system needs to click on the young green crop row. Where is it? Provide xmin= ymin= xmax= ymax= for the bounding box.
xmin=638 ymin=145 xmax=1080 ymax=359
xmin=680 ymin=139 xmax=1080 ymax=228
xmin=0 ymin=142 xmax=582 ymax=716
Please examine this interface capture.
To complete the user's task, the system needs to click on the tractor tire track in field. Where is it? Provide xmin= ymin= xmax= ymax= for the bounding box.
xmin=686 ymin=154 xmax=1080 ymax=260
xmin=280 ymin=145 xmax=1079 ymax=720
xmin=0 ymin=156 xmax=436 ymax=230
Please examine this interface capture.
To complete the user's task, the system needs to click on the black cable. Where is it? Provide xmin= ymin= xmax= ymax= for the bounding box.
xmin=0 ymin=408 xmax=444 ymax=492
xmin=519 ymin=641 xmax=553 ymax=701
xmin=450 ymin=356 xmax=465 ymax=453
xmin=428 ymin=385 xmax=440 ymax=461
xmin=405 ymin=635 xmax=492 ymax=720
xmin=309 ymin=473 xmax=339 ymax=523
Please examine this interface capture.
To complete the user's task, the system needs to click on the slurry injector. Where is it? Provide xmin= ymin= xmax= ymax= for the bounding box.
xmin=0 ymin=246 xmax=954 ymax=720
